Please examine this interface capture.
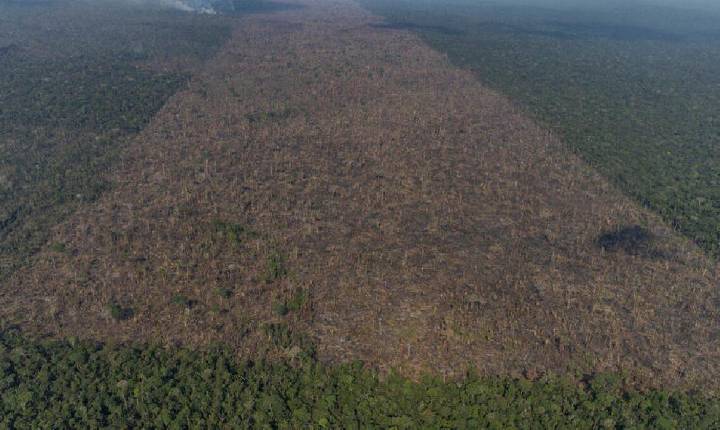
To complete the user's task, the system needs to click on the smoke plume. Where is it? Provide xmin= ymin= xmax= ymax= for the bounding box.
xmin=126 ymin=0 xmax=217 ymax=14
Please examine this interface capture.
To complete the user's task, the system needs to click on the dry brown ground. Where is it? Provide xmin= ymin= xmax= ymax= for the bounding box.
xmin=2 ymin=0 xmax=719 ymax=389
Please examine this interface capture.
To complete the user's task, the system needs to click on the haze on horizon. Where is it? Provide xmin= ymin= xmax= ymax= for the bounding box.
xmin=76 ymin=0 xmax=720 ymax=14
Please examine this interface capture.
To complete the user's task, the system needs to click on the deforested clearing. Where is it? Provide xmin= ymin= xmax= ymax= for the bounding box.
xmin=1 ymin=0 xmax=719 ymax=403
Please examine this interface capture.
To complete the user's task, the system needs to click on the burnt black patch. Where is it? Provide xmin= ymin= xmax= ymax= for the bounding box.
xmin=596 ymin=225 xmax=655 ymax=255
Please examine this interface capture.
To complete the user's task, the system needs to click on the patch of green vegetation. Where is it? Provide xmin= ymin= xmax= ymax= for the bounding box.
xmin=272 ymin=288 xmax=307 ymax=317
xmin=286 ymin=288 xmax=307 ymax=311
xmin=107 ymin=302 xmax=134 ymax=321
xmin=215 ymin=286 xmax=234 ymax=299
xmin=48 ymin=242 xmax=66 ymax=254
xmin=272 ymin=301 xmax=289 ymax=316
xmin=263 ymin=250 xmax=288 ymax=283
xmin=362 ymin=0 xmax=720 ymax=256
xmin=213 ymin=220 xmax=254 ymax=245
xmin=0 ymin=329 xmax=718 ymax=428
xmin=171 ymin=294 xmax=195 ymax=309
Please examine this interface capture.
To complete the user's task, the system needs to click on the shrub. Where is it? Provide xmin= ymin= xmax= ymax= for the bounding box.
xmin=263 ymin=251 xmax=288 ymax=283
xmin=49 ymin=242 xmax=66 ymax=253
xmin=212 ymin=220 xmax=250 ymax=245
xmin=170 ymin=294 xmax=194 ymax=309
xmin=215 ymin=287 xmax=233 ymax=299
xmin=107 ymin=302 xmax=133 ymax=321
xmin=272 ymin=301 xmax=289 ymax=316
xmin=273 ymin=288 xmax=308 ymax=317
